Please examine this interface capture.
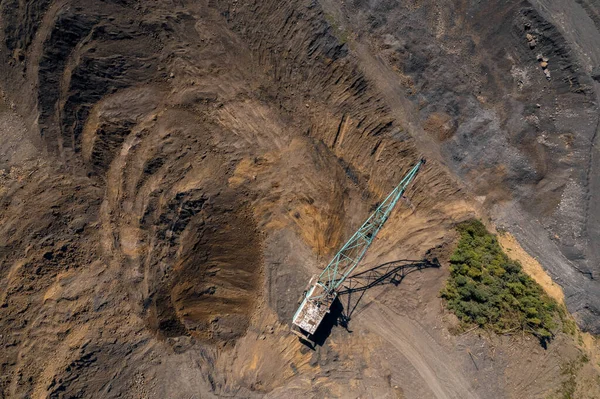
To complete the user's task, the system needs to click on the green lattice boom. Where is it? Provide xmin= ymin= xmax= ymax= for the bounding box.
xmin=316 ymin=159 xmax=424 ymax=296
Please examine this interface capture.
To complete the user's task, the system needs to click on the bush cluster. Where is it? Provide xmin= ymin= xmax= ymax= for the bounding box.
xmin=441 ymin=219 xmax=559 ymax=341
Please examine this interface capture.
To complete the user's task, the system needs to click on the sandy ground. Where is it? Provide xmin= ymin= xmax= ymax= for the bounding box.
xmin=0 ymin=0 xmax=599 ymax=398
xmin=498 ymin=232 xmax=565 ymax=304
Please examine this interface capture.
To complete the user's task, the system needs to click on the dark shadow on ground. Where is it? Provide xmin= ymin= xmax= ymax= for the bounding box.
xmin=338 ymin=258 xmax=441 ymax=328
xmin=298 ymin=258 xmax=440 ymax=349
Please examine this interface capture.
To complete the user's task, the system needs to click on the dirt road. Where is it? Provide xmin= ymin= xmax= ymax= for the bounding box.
xmin=358 ymin=303 xmax=479 ymax=399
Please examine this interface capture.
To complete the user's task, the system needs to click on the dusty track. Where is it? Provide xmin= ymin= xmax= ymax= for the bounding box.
xmin=359 ymin=304 xmax=479 ymax=399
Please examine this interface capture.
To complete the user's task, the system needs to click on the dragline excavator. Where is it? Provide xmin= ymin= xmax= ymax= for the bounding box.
xmin=291 ymin=159 xmax=424 ymax=344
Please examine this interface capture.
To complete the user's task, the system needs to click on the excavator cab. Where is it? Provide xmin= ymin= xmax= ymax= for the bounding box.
xmin=291 ymin=275 xmax=336 ymax=345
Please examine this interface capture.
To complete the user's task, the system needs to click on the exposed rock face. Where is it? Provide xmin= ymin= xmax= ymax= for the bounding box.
xmin=326 ymin=0 xmax=600 ymax=332
xmin=0 ymin=0 xmax=599 ymax=397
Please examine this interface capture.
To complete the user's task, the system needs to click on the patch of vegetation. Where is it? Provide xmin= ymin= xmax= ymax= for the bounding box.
xmin=324 ymin=12 xmax=350 ymax=44
xmin=441 ymin=219 xmax=560 ymax=344
xmin=558 ymin=361 xmax=578 ymax=399
xmin=553 ymin=353 xmax=589 ymax=399
xmin=559 ymin=306 xmax=577 ymax=336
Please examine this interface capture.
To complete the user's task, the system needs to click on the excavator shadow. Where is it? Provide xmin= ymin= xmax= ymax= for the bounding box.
xmin=300 ymin=258 xmax=440 ymax=349
xmin=338 ymin=258 xmax=441 ymax=329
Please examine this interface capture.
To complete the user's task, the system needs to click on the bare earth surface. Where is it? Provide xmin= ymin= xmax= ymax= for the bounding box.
xmin=0 ymin=0 xmax=599 ymax=398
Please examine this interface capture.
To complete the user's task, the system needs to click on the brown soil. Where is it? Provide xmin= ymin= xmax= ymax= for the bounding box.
xmin=498 ymin=232 xmax=565 ymax=305
xmin=0 ymin=0 xmax=599 ymax=398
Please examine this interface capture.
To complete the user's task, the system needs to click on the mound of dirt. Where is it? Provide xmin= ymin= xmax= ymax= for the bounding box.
xmin=0 ymin=0 xmax=599 ymax=398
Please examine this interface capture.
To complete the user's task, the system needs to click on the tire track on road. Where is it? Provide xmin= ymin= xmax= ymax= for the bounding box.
xmin=358 ymin=303 xmax=479 ymax=399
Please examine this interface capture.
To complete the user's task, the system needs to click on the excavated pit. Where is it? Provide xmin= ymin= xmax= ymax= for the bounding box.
xmin=1 ymin=0 xmax=600 ymax=397
xmin=147 ymin=195 xmax=263 ymax=342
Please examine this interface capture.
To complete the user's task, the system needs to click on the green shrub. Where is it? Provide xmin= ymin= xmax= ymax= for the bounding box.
xmin=441 ymin=219 xmax=559 ymax=343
